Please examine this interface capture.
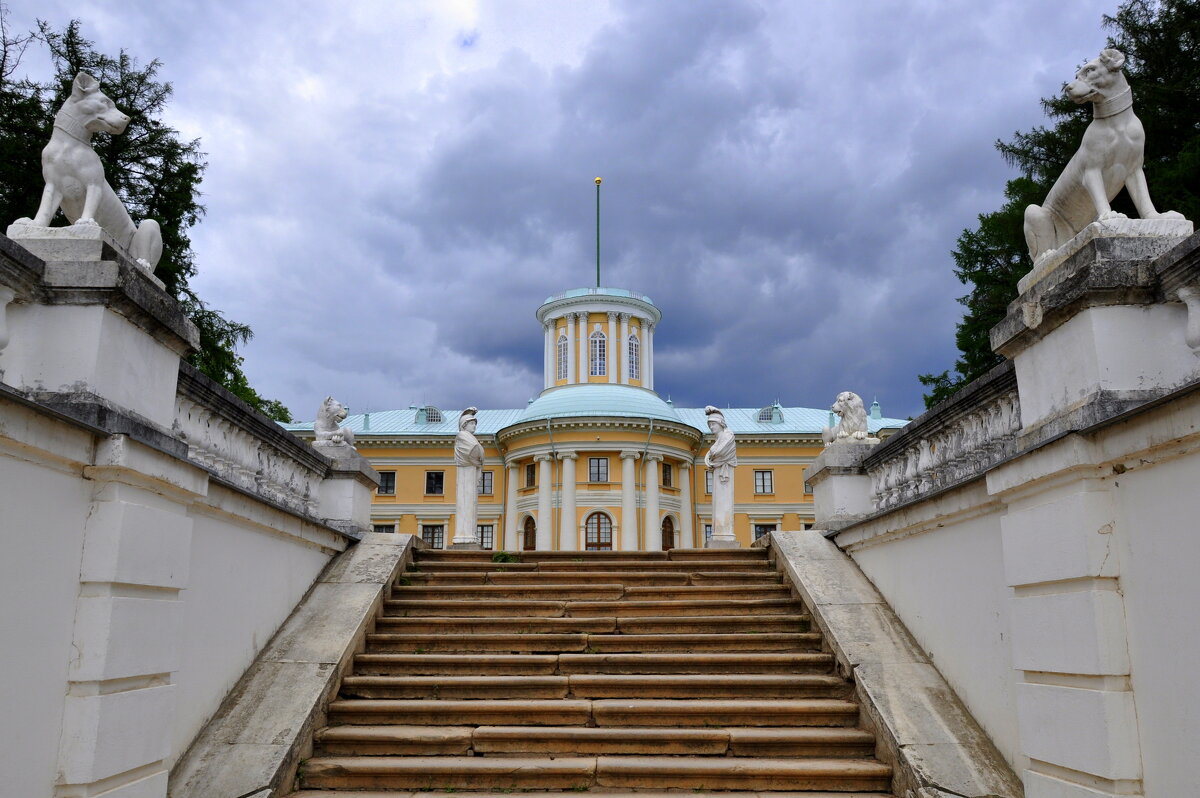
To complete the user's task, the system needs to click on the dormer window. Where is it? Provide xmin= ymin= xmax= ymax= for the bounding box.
xmin=416 ymin=406 xmax=442 ymax=423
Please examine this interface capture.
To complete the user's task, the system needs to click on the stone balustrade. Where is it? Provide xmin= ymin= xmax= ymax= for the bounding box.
xmin=174 ymin=362 xmax=327 ymax=517
xmin=865 ymin=361 xmax=1020 ymax=511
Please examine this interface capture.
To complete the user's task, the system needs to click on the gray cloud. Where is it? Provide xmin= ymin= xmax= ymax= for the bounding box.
xmin=9 ymin=0 xmax=1113 ymax=419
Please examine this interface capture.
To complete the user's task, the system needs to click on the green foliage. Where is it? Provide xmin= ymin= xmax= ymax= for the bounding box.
xmin=0 ymin=9 xmax=291 ymax=421
xmin=920 ymin=0 xmax=1200 ymax=409
xmin=491 ymin=551 xmax=522 ymax=563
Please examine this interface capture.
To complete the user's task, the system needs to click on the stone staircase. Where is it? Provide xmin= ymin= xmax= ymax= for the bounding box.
xmin=290 ymin=547 xmax=893 ymax=795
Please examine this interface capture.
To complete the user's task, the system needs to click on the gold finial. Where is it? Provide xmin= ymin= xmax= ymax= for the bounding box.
xmin=595 ymin=177 xmax=602 ymax=185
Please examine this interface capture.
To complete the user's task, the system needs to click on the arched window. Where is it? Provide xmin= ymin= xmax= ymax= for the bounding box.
xmin=589 ymin=330 xmax=606 ymax=376
xmin=661 ymin=516 xmax=675 ymax=551
xmin=627 ymin=333 xmax=641 ymax=380
xmin=523 ymin=516 xmax=537 ymax=551
xmin=556 ymin=334 xmax=568 ymax=381
xmin=585 ymin=512 xmax=613 ymax=551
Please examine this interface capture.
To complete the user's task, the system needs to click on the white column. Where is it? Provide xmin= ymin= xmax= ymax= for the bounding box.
xmin=644 ymin=454 xmax=662 ymax=551
xmin=565 ymin=313 xmax=576 ymax=385
xmin=504 ymin=463 xmax=519 ymax=550
xmin=543 ymin=322 xmax=552 ymax=390
xmin=607 ymin=312 xmax=618 ymax=383
xmin=578 ymin=312 xmax=589 ymax=383
xmin=535 ymin=454 xmax=553 ymax=551
xmin=619 ymin=313 xmax=630 ymax=385
xmin=620 ymin=451 xmax=640 ymax=551
xmin=646 ymin=321 xmax=655 ymax=390
xmin=679 ymin=462 xmax=694 ymax=548
xmin=559 ymin=452 xmax=577 ymax=551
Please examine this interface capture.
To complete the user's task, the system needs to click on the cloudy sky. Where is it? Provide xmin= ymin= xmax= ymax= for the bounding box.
xmin=9 ymin=0 xmax=1115 ymax=420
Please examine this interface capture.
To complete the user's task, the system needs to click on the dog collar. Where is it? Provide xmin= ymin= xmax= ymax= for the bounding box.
xmin=53 ymin=109 xmax=93 ymax=144
xmin=1093 ymin=87 xmax=1133 ymax=119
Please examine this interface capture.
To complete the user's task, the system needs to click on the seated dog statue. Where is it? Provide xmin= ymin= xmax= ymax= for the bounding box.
xmin=1024 ymin=49 xmax=1184 ymax=267
xmin=15 ymin=71 xmax=163 ymax=270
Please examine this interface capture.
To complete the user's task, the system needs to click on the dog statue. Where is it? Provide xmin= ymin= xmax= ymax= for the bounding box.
xmin=821 ymin=391 xmax=871 ymax=446
xmin=314 ymin=396 xmax=355 ymax=448
xmin=1024 ymin=49 xmax=1184 ymax=266
xmin=14 ymin=71 xmax=163 ymax=270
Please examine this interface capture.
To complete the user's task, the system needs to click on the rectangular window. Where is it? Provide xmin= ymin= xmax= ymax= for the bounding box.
xmin=754 ymin=470 xmax=774 ymax=494
xmin=421 ymin=524 xmax=444 ymax=549
xmin=478 ymin=524 xmax=494 ymax=549
xmin=477 ymin=470 xmax=493 ymax=495
xmin=661 ymin=462 xmax=673 ymax=488
xmin=377 ymin=471 xmax=396 ymax=495
xmin=589 ymin=333 xmax=606 ymax=376
xmin=754 ymin=523 xmax=777 ymax=536
xmin=525 ymin=463 xmax=536 ymax=487
xmin=425 ymin=471 xmax=445 ymax=495
xmin=372 ymin=523 xmax=394 ymax=534
xmin=705 ymin=470 xmax=713 ymax=494
xmin=589 ymin=457 xmax=609 ymax=482
xmin=704 ymin=523 xmax=713 ymax=541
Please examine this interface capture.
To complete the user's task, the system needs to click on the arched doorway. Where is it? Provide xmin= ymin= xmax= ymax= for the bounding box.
xmin=661 ymin=516 xmax=675 ymax=551
xmin=585 ymin=512 xmax=613 ymax=551
xmin=523 ymin=516 xmax=536 ymax=550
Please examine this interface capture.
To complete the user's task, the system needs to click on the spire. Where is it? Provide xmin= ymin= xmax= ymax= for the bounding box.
xmin=594 ymin=177 xmax=602 ymax=287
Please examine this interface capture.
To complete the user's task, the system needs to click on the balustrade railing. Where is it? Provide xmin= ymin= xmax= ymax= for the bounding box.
xmin=866 ymin=362 xmax=1020 ymax=511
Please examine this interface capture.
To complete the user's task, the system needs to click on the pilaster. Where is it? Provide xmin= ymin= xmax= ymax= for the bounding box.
xmin=565 ymin=313 xmax=576 ymax=385
xmin=645 ymin=321 xmax=655 ymax=390
xmin=619 ymin=313 xmax=630 ymax=384
xmin=606 ymin=312 xmax=618 ymax=383
xmin=577 ymin=312 xmax=588 ymax=383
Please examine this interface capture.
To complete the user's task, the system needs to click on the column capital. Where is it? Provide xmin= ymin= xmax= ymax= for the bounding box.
xmin=645 ymin=453 xmax=664 ymax=463
xmin=543 ymin=321 xmax=552 ymax=331
xmin=619 ymin=450 xmax=641 ymax=460
xmin=678 ymin=460 xmax=692 ymax=471
xmin=619 ymin=312 xmax=631 ymax=322
xmin=575 ymin=311 xmax=589 ymax=321
xmin=534 ymin=453 xmax=554 ymax=463
xmin=607 ymin=310 xmax=618 ymax=320
xmin=557 ymin=451 xmax=578 ymax=461
xmin=646 ymin=321 xmax=656 ymax=332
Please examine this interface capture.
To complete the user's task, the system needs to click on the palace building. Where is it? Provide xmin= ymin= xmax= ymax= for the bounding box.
xmin=288 ymin=286 xmax=906 ymax=550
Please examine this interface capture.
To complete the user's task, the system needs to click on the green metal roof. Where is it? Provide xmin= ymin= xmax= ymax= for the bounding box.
xmin=518 ymin=385 xmax=680 ymax=424
xmin=542 ymin=287 xmax=655 ymax=306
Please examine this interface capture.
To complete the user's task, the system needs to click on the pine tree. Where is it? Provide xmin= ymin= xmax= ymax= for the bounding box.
xmin=0 ymin=11 xmax=292 ymax=421
xmin=920 ymin=0 xmax=1200 ymax=408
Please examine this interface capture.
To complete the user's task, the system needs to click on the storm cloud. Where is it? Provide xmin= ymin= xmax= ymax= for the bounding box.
xmin=9 ymin=0 xmax=1112 ymax=419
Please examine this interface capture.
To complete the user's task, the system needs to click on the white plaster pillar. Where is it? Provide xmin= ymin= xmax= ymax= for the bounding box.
xmin=619 ymin=451 xmax=640 ymax=551
xmin=535 ymin=454 xmax=553 ymax=551
xmin=543 ymin=321 xmax=552 ymax=390
xmin=578 ymin=312 xmax=589 ymax=382
xmin=504 ymin=463 xmax=519 ymax=550
xmin=619 ymin=313 xmax=630 ymax=385
xmin=607 ymin=312 xmax=618 ymax=383
xmin=644 ymin=454 xmax=662 ymax=551
xmin=565 ymin=313 xmax=576 ymax=385
xmin=559 ymin=452 xmax=578 ymax=551
xmin=679 ymin=461 xmax=694 ymax=548
xmin=0 ymin=286 xmax=14 ymax=353
xmin=646 ymin=321 xmax=655 ymax=390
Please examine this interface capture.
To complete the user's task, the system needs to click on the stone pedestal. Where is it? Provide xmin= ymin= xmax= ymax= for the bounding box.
xmin=705 ymin=537 xmax=740 ymax=549
xmin=807 ymin=442 xmax=878 ymax=531
xmin=1019 ymin=217 xmax=1192 ymax=293
xmin=314 ymin=443 xmax=380 ymax=540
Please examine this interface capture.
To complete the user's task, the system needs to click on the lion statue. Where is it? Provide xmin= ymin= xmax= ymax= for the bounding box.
xmin=821 ymin=391 xmax=870 ymax=446
xmin=314 ymin=396 xmax=355 ymax=448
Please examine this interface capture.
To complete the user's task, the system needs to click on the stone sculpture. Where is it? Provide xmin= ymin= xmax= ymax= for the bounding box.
xmin=13 ymin=72 xmax=163 ymax=269
xmin=1023 ymin=49 xmax=1186 ymax=268
xmin=452 ymin=407 xmax=484 ymax=548
xmin=314 ymin=396 xmax=355 ymax=447
xmin=821 ymin=391 xmax=871 ymax=445
xmin=703 ymin=406 xmax=738 ymax=548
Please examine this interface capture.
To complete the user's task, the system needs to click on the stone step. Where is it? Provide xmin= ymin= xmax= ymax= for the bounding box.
xmin=590 ymin=699 xmax=861 ymax=727
xmin=414 ymin=559 xmax=771 ymax=573
xmin=624 ymin=584 xmax=791 ymax=600
xmin=384 ymin=599 xmax=570 ymax=617
xmin=555 ymin=652 xmax=835 ymax=674
xmin=565 ymin=597 xmax=802 ymax=617
xmin=327 ymin=699 xmax=594 ymax=727
xmin=413 ymin=549 xmax=769 ymax=562
xmin=365 ymin=633 xmax=588 ymax=653
xmin=665 ymin=548 xmax=770 ymax=560
xmin=314 ymin=725 xmax=876 ymax=758
xmin=326 ymin=698 xmax=858 ymax=728
xmin=375 ymin=616 xmax=619 ymax=634
xmin=353 ymin=653 xmax=560 ymax=676
xmin=613 ymin=613 xmax=811 ymax=635
xmin=338 ymin=674 xmax=849 ymax=701
xmin=391 ymin=584 xmax=625 ymax=600
xmin=584 ymin=632 xmax=823 ymax=652
xmin=403 ymin=571 xmax=781 ymax=586
xmin=299 ymin=755 xmax=890 ymax=791
xmin=289 ymin=791 xmax=890 ymax=798
xmin=352 ymin=651 xmax=836 ymax=676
